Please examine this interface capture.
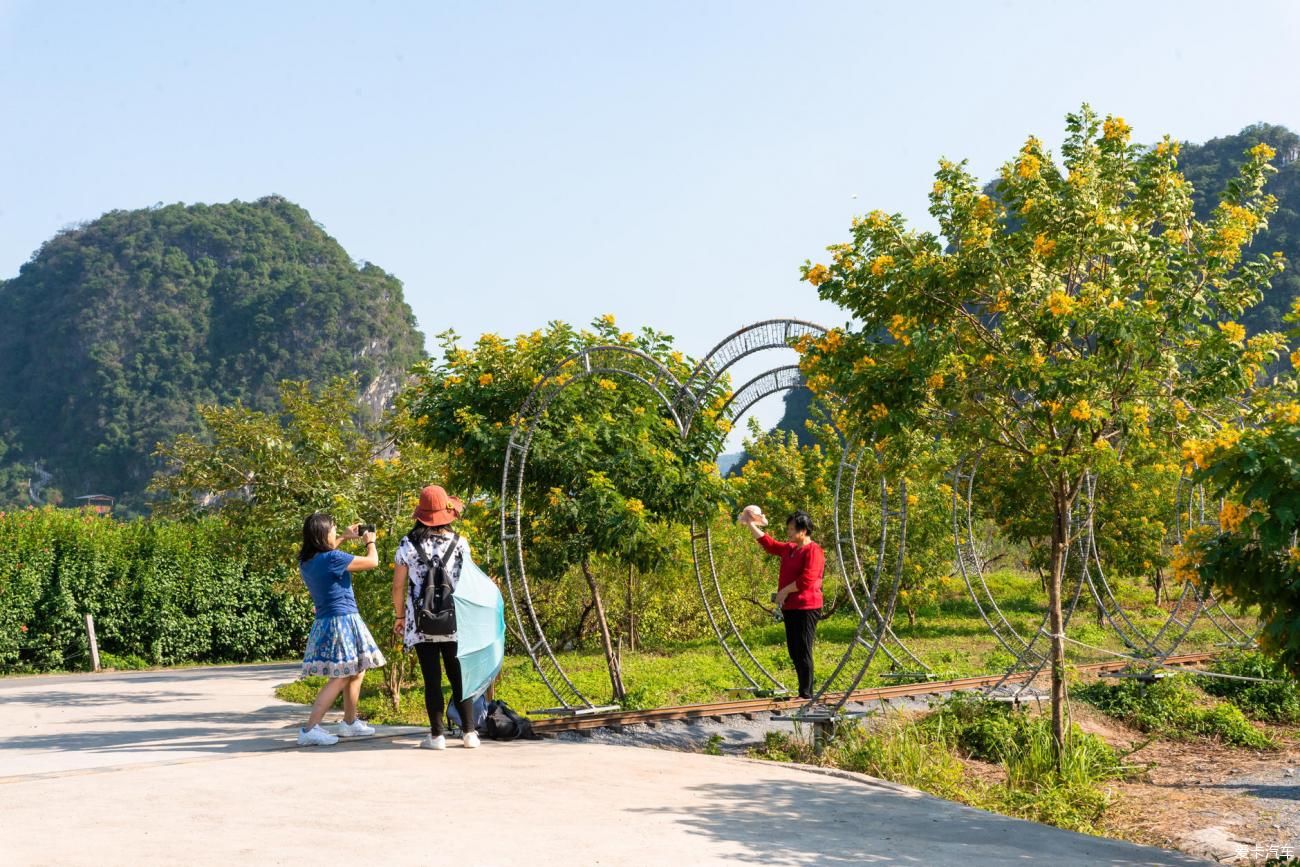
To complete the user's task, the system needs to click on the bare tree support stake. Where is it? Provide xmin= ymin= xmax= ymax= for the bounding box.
xmin=84 ymin=614 xmax=101 ymax=673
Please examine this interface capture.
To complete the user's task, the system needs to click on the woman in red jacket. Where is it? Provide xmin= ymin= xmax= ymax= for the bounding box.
xmin=740 ymin=507 xmax=825 ymax=699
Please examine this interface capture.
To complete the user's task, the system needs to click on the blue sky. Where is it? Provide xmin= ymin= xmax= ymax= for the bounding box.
xmin=2 ymin=1 xmax=1297 ymax=434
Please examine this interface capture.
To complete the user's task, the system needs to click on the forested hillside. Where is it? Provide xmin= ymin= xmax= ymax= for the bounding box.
xmin=1178 ymin=124 xmax=1300 ymax=337
xmin=0 ymin=197 xmax=425 ymax=510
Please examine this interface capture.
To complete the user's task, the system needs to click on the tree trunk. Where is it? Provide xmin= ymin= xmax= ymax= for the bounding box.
xmin=581 ymin=556 xmax=626 ymax=701
xmin=1153 ymin=566 xmax=1165 ymax=607
xmin=1047 ymin=491 xmax=1070 ymax=776
xmin=907 ymin=606 xmax=917 ymax=628
xmin=626 ymin=564 xmax=637 ymax=653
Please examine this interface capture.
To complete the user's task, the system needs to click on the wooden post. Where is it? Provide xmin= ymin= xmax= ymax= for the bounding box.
xmin=84 ymin=614 xmax=101 ymax=673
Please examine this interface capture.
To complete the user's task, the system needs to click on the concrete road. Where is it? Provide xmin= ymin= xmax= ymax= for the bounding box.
xmin=0 ymin=665 xmax=1209 ymax=866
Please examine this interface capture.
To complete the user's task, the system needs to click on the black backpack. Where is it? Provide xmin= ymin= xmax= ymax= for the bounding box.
xmin=411 ymin=533 xmax=460 ymax=637
xmin=482 ymin=699 xmax=539 ymax=741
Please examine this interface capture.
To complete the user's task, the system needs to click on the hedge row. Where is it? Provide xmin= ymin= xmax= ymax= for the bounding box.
xmin=0 ymin=508 xmax=312 ymax=673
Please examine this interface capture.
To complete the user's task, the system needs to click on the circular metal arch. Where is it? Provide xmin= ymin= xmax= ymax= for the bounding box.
xmin=499 ymin=321 xmax=924 ymax=713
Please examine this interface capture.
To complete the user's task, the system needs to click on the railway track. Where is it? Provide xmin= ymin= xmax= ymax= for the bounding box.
xmin=530 ymin=652 xmax=1217 ymax=733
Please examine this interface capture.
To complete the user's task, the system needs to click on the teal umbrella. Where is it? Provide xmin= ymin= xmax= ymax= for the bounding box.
xmin=454 ymin=559 xmax=505 ymax=700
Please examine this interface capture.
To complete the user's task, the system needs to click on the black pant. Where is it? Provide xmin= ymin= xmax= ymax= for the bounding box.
xmin=783 ymin=609 xmax=819 ymax=699
xmin=415 ymin=641 xmax=474 ymax=736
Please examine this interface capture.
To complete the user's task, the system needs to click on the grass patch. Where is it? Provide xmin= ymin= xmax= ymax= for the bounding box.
xmin=1204 ymin=651 xmax=1300 ymax=724
xmin=751 ymin=696 xmax=1130 ymax=834
xmin=1074 ymin=674 xmax=1277 ymax=749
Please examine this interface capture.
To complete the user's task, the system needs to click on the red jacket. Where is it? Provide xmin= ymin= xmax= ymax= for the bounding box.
xmin=757 ymin=535 xmax=825 ymax=611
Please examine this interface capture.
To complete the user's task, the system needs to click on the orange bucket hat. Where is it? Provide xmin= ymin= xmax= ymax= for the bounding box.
xmin=413 ymin=485 xmax=463 ymax=527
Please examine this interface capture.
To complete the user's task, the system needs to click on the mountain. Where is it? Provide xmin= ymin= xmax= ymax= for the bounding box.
xmin=1175 ymin=124 xmax=1300 ymax=338
xmin=0 ymin=196 xmax=425 ymax=510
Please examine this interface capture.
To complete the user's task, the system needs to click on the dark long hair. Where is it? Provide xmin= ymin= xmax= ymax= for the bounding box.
xmin=406 ymin=521 xmax=453 ymax=550
xmin=786 ymin=511 xmax=815 ymax=539
xmin=299 ymin=512 xmax=335 ymax=563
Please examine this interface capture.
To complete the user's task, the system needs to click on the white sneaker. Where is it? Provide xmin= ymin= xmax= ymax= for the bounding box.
xmin=420 ymin=734 xmax=447 ymax=750
xmin=337 ymin=718 xmax=375 ymax=738
xmin=297 ymin=725 xmax=339 ymax=747
xmin=463 ymin=731 xmax=480 ymax=749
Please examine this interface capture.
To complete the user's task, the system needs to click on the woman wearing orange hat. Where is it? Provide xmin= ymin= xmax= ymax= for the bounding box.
xmin=392 ymin=485 xmax=479 ymax=750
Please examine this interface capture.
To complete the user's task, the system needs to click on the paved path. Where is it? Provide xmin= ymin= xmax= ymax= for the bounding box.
xmin=0 ymin=665 xmax=1210 ymax=866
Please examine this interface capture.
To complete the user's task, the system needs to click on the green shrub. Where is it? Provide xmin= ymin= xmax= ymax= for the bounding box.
xmin=0 ymin=507 xmax=312 ymax=673
xmin=1203 ymin=651 xmax=1300 ymax=723
xmin=1075 ymin=674 xmax=1276 ymax=749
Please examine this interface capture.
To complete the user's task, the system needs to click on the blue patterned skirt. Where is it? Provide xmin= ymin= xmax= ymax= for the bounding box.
xmin=302 ymin=613 xmax=387 ymax=678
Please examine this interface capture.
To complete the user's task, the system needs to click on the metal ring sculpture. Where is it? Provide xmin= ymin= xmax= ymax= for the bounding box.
xmin=1173 ymin=476 xmax=1258 ymax=649
xmin=1075 ymin=473 xmax=1204 ymax=663
xmin=500 ymin=320 xmax=924 ymax=713
xmin=952 ymin=455 xmax=1092 ymax=697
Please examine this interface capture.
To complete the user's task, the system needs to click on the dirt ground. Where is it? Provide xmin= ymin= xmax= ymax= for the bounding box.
xmin=973 ymin=700 xmax=1300 ymax=865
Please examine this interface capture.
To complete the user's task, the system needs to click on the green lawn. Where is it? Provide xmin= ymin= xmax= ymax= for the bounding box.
xmin=276 ymin=569 xmax=1257 ymax=725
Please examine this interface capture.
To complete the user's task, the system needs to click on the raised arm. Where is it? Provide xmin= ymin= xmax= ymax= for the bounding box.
xmin=347 ymin=529 xmax=380 ymax=571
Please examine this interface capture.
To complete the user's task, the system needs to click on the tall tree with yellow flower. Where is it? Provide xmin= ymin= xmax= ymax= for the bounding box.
xmin=1181 ymin=305 xmax=1300 ymax=678
xmin=405 ymin=317 xmax=729 ymax=701
xmin=799 ymin=106 xmax=1286 ymax=767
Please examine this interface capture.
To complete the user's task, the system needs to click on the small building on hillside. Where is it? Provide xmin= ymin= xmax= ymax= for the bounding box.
xmin=74 ymin=495 xmax=114 ymax=516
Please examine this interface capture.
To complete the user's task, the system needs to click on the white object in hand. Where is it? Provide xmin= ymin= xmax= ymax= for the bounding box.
xmin=739 ymin=505 xmax=767 ymax=526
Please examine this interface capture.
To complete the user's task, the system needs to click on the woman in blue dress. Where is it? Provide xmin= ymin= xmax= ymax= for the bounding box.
xmin=296 ymin=512 xmax=387 ymax=747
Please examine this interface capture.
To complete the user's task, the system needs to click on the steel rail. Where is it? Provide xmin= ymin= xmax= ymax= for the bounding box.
xmin=530 ymin=652 xmax=1220 ymax=733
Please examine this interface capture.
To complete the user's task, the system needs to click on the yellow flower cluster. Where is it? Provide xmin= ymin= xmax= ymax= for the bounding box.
xmin=1218 ymin=321 xmax=1246 ymax=345
xmin=869 ymin=255 xmax=895 ymax=278
xmin=868 ymin=403 xmax=889 ymax=422
xmin=1069 ymin=400 xmax=1093 ymax=422
xmin=1046 ymin=290 xmax=1075 ymax=316
xmin=1271 ymin=402 xmax=1300 ymax=425
xmin=599 ymin=313 xmax=617 ymax=327
xmin=853 ymin=354 xmax=877 ymax=373
xmin=864 ymin=210 xmax=892 ymax=230
xmin=807 ymin=374 xmax=833 ymax=395
xmin=1169 ymin=543 xmax=1202 ymax=585
xmin=1016 ymin=139 xmax=1043 ymax=179
xmin=1250 ymin=142 xmax=1277 ymax=161
xmin=1032 ymin=233 xmax=1057 ymax=258
xmin=806 ymin=263 xmax=830 ymax=287
xmin=888 ymin=314 xmax=915 ymax=346
xmin=1219 ymin=501 xmax=1251 ymax=534
xmin=926 ymin=372 xmax=944 ymax=390
xmin=1154 ymin=139 xmax=1182 ymax=158
xmin=478 ymin=373 xmax=494 ymax=387
xmin=1102 ymin=116 xmax=1131 ymax=142
xmin=625 ymin=498 xmax=646 ymax=517
xmin=988 ymin=290 xmax=1010 ymax=313
xmin=597 ymin=379 xmax=617 ymax=391
xmin=1181 ymin=427 xmax=1242 ymax=470
xmin=1212 ymin=204 xmax=1261 ymax=262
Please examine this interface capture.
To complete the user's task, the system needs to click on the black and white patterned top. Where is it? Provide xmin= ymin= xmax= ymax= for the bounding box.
xmin=395 ymin=532 xmax=470 ymax=647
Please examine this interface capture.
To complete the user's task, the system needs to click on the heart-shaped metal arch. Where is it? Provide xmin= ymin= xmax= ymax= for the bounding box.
xmin=498 ymin=320 xmax=927 ymax=714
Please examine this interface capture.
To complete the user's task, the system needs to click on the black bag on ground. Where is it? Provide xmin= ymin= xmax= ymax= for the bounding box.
xmin=482 ymin=699 xmax=539 ymax=741
xmin=411 ymin=533 xmax=460 ymax=637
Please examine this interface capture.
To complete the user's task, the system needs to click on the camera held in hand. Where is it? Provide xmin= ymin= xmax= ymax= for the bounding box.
xmin=357 ymin=523 xmax=376 ymax=537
